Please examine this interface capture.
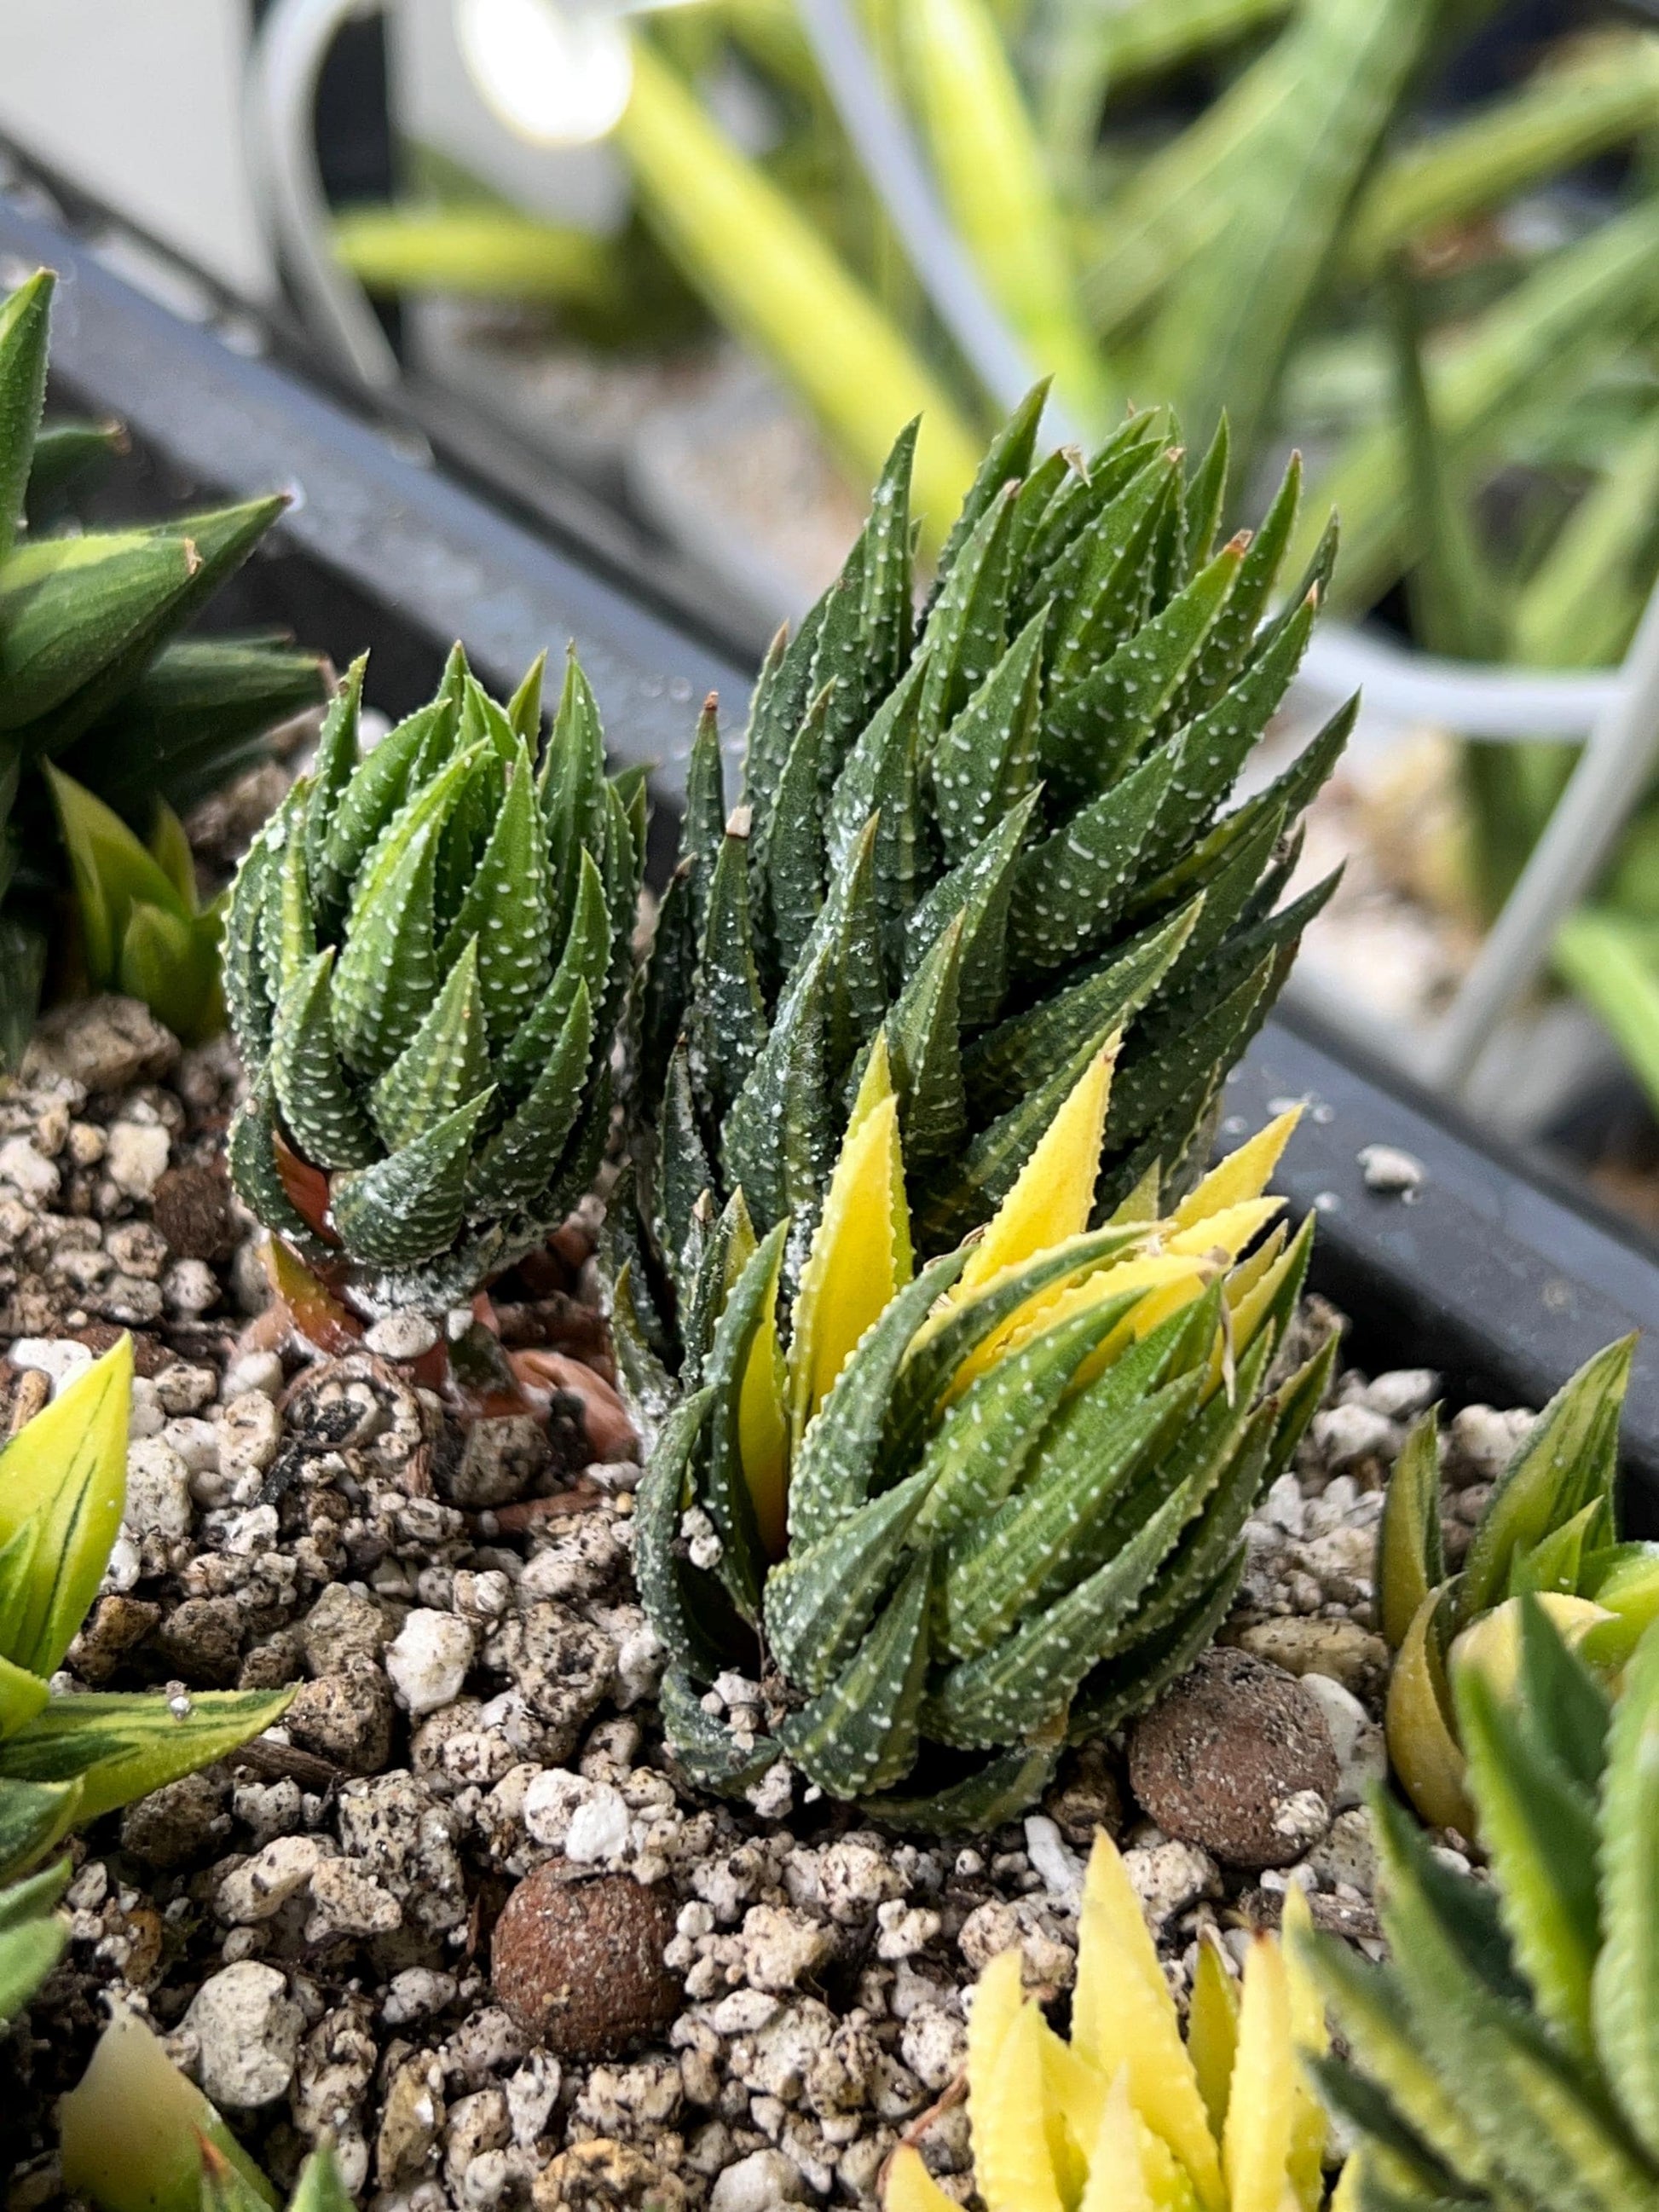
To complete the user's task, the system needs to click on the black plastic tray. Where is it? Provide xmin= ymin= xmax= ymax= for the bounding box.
xmin=5 ymin=182 xmax=1657 ymax=1517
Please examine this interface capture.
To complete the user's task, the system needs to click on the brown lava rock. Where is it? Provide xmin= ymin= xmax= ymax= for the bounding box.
xmin=153 ymin=1161 xmax=239 ymax=1262
xmin=492 ymin=1866 xmax=680 ymax=2059
xmin=1128 ymin=1648 xmax=1338 ymax=1868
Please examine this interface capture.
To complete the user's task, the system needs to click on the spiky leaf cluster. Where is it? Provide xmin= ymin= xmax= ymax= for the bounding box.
xmin=0 ymin=270 xmax=327 ymax=1062
xmin=223 ymin=646 xmax=641 ymax=1312
xmin=889 ymin=1832 xmax=1332 ymax=2212
xmin=1297 ymin=1600 xmax=1659 ymax=2212
xmin=1377 ymin=1336 xmax=1659 ymax=1832
xmin=632 ymin=1047 xmax=1333 ymax=1828
xmin=0 ymin=1340 xmax=290 ymax=2022
xmin=619 ymin=389 xmax=1348 ymax=1372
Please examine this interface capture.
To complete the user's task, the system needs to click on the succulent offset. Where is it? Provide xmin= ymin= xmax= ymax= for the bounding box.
xmin=0 ymin=269 xmax=327 ymax=1060
xmin=223 ymin=648 xmax=641 ymax=1314
xmin=888 ymin=1829 xmax=1334 ymax=2211
xmin=631 ymin=1041 xmax=1333 ymax=1827
xmin=616 ymin=390 xmax=1348 ymax=1379
xmin=1296 ymin=1599 xmax=1659 ymax=2212
xmin=1377 ymin=1336 xmax=1659 ymax=1831
xmin=61 ymin=2002 xmax=350 ymax=2212
xmin=0 ymin=1341 xmax=290 ymax=2023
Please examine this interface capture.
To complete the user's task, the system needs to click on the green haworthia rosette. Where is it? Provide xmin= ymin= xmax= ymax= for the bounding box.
xmin=623 ymin=392 xmax=1347 ymax=1379
xmin=223 ymin=649 xmax=638 ymax=1314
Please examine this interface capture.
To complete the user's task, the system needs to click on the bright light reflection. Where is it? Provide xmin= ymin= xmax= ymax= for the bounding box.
xmin=454 ymin=0 xmax=635 ymax=147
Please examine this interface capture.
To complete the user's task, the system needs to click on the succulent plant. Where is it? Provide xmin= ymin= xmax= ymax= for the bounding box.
xmin=1378 ymin=1336 xmax=1659 ymax=1831
xmin=0 ymin=1858 xmax=69 ymax=2027
xmin=61 ymin=2002 xmax=346 ymax=2212
xmin=0 ymin=269 xmax=327 ymax=1061
xmin=1295 ymin=1598 xmax=1659 ymax=2212
xmin=0 ymin=1340 xmax=292 ymax=2021
xmin=631 ymin=1037 xmax=1333 ymax=1827
xmin=887 ymin=1827 xmax=1335 ymax=2210
xmin=223 ymin=645 xmax=642 ymax=1316
xmin=616 ymin=390 xmax=1347 ymax=1387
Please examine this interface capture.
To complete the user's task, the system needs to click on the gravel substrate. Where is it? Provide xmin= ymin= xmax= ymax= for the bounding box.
xmin=0 ymin=997 xmax=1527 ymax=2212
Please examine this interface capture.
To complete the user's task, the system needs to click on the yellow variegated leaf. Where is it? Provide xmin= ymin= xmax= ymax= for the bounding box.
xmin=61 ymin=2005 xmax=278 ymax=2212
xmin=1138 ymin=2113 xmax=1204 ymax=2212
xmin=1038 ymin=2009 xmax=1107 ymax=2199
xmin=1166 ymin=1198 xmax=1286 ymax=1263
xmin=1174 ymin=1109 xmax=1300 ymax=1231
xmin=1450 ymin=1591 xmax=1613 ymax=1700
xmin=1224 ymin=1223 xmax=1289 ymax=1313
xmin=883 ymin=2146 xmax=959 ymax=2212
xmin=957 ymin=1042 xmax=1118 ymax=1299
xmin=968 ymin=1943 xmax=1027 ymax=2079
xmin=1080 ymin=2070 xmax=1156 ymax=2212
xmin=1224 ymin=1933 xmax=1296 ymax=2212
xmin=0 ymin=1654 xmax=49 ymax=1740
xmin=1385 ymin=1589 xmax=1477 ymax=1833
xmin=0 ymin=1337 xmax=130 ymax=1678
xmin=1188 ymin=1932 xmax=1241 ymax=2140
xmin=1280 ymin=1886 xmax=1329 ymax=2211
xmin=1073 ymin=1834 xmax=1223 ymax=2210
xmin=960 ymin=1250 xmax=1209 ymax=1396
xmin=789 ymin=1042 xmax=912 ymax=1440
xmin=737 ymin=1258 xmax=789 ymax=1561
xmin=974 ymin=1993 xmax=1069 ymax=2212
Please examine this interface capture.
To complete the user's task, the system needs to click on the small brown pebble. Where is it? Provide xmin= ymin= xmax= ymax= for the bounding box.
xmin=68 ymin=1322 xmax=168 ymax=1375
xmin=153 ymin=1162 xmax=238 ymax=1262
xmin=492 ymin=1867 xmax=680 ymax=2059
xmin=1128 ymin=1649 xmax=1338 ymax=1869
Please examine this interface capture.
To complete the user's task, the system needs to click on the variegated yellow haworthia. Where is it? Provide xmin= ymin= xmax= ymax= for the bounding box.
xmin=633 ymin=1017 xmax=1333 ymax=1825
xmin=887 ymin=1827 xmax=1337 ymax=2211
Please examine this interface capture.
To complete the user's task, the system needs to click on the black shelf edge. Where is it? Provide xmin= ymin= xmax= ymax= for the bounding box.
xmin=0 ymin=187 xmax=750 ymax=803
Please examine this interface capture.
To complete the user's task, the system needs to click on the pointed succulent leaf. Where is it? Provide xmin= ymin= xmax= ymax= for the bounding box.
xmin=1460 ymin=1337 xmax=1634 ymax=1629
xmin=905 ymin=792 xmax=1036 ymax=1028
xmin=0 ymin=1337 xmax=130 ymax=1678
xmin=740 ymin=598 xmax=827 ymax=846
xmin=933 ymin=381 xmax=1047 ymax=587
xmin=1380 ymin=1411 xmax=1447 ymax=1652
xmin=1454 ymin=1646 xmax=1600 ymax=2067
xmin=886 ymin=915 xmax=967 ymax=1172
xmin=692 ymin=1218 xmax=789 ymax=1620
xmin=303 ymin=656 xmax=366 ymax=892
xmin=766 ymin=1462 xmax=939 ymax=1694
xmin=332 ymin=786 xmax=457 ymax=1077
xmin=1010 ymin=746 xmax=1177 ymax=977
xmin=1181 ymin=452 xmax=1305 ymax=720
xmin=777 ymin=1551 xmax=933 ymax=1798
xmin=787 ymin=1249 xmax=969 ymax=1555
xmin=1591 ymin=1614 xmax=1659 ymax=2163
xmin=0 ymin=271 xmax=52 ymax=560
xmin=440 ymin=741 xmax=552 ymax=1042
xmin=227 ymin=1082 xmax=326 ymax=1255
xmin=498 ymin=847 xmax=611 ymax=1105
xmin=0 ymin=1688 xmax=293 ymax=1824
xmin=861 ymin=1740 xmax=1063 ymax=1835
xmin=1044 ymin=449 xmax=1178 ymax=694
xmin=678 ymin=694 xmax=727 ymax=946
xmin=930 ymin=607 xmax=1045 ymax=867
xmin=1071 ymin=1549 xmax=1249 ymax=1740
xmin=722 ymin=948 xmax=833 ymax=1256
xmin=372 ymin=938 xmax=489 ymax=1148
xmin=916 ymin=482 xmax=1017 ymax=742
xmin=329 ymin=1091 xmax=493 ymax=1266
xmin=967 ymin=904 xmax=1198 ymax=1118
xmin=270 ymin=949 xmax=378 ymax=1170
xmin=693 ymin=823 xmax=769 ymax=1119
xmin=466 ymin=978 xmax=593 ymax=1214
xmin=755 ymin=684 xmax=828 ymax=974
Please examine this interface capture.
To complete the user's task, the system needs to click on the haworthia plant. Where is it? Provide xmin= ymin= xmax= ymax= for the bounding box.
xmin=223 ymin=644 xmax=641 ymax=1314
xmin=632 ymin=1037 xmax=1334 ymax=1828
xmin=618 ymin=390 xmax=1348 ymax=1383
xmin=0 ymin=1341 xmax=291 ymax=2023
xmin=888 ymin=1831 xmax=1333 ymax=2210
xmin=1296 ymin=1599 xmax=1659 ymax=2212
xmin=0 ymin=269 xmax=327 ymax=1063
xmin=1377 ymin=1336 xmax=1659 ymax=1833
